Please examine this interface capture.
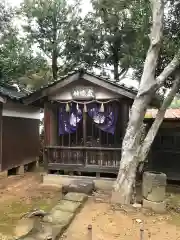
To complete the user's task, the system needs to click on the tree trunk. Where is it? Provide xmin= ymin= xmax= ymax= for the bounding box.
xmin=52 ymin=8 xmax=58 ymax=80
xmin=52 ymin=49 xmax=58 ymax=80
xmin=113 ymin=0 xmax=164 ymax=204
xmin=114 ymin=60 xmax=119 ymax=81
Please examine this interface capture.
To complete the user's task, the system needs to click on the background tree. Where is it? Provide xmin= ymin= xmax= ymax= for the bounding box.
xmin=0 ymin=30 xmax=48 ymax=86
xmin=66 ymin=0 xmax=140 ymax=81
xmin=0 ymin=1 xmax=50 ymax=88
xmin=19 ymin=0 xmax=82 ymax=80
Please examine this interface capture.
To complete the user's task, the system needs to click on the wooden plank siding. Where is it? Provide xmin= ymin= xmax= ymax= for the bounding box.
xmin=1 ymin=116 xmax=40 ymax=171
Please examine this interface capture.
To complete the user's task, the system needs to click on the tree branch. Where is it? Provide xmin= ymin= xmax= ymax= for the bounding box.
xmin=137 ymin=0 xmax=164 ymax=96
xmin=156 ymin=53 xmax=180 ymax=87
xmin=139 ymin=71 xmax=180 ymax=162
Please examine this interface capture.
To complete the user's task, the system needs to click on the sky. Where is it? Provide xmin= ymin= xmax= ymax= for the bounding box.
xmin=6 ymin=0 xmax=139 ymax=89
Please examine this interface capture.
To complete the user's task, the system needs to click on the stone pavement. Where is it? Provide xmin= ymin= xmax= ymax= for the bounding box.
xmin=17 ymin=192 xmax=88 ymax=240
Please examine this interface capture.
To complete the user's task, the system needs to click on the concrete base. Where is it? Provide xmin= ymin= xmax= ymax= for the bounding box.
xmin=143 ymin=198 xmax=166 ymax=213
xmin=43 ymin=174 xmax=114 ymax=191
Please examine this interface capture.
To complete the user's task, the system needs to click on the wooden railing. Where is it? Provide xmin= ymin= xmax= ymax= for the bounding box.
xmin=44 ymin=146 xmax=121 ymax=173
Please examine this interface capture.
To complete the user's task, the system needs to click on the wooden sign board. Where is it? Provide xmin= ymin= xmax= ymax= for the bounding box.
xmin=72 ymin=87 xmax=95 ymax=100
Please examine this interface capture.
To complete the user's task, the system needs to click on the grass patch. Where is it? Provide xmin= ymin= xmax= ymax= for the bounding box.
xmin=0 ymin=194 xmax=60 ymax=235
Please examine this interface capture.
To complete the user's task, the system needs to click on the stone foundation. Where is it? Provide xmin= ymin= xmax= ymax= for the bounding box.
xmin=143 ymin=198 xmax=166 ymax=213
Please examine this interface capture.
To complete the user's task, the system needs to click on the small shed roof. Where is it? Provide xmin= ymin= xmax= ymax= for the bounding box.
xmin=0 ymin=83 xmax=26 ymax=101
xmin=145 ymin=108 xmax=180 ymax=119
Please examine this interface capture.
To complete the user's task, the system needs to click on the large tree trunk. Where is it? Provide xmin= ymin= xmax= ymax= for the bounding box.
xmin=113 ymin=0 xmax=164 ymax=204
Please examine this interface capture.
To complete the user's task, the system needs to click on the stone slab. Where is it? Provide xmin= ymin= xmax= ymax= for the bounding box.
xmin=62 ymin=179 xmax=94 ymax=194
xmin=52 ymin=200 xmax=81 ymax=213
xmin=43 ymin=210 xmax=74 ymax=225
xmin=64 ymin=192 xmax=88 ymax=203
xmin=30 ymin=222 xmax=65 ymax=240
xmin=43 ymin=174 xmax=114 ymax=191
xmin=14 ymin=217 xmax=41 ymax=238
xmin=143 ymin=198 xmax=166 ymax=213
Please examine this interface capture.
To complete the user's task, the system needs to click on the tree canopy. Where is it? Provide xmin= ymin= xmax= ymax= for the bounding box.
xmin=0 ymin=0 xmax=180 ymax=89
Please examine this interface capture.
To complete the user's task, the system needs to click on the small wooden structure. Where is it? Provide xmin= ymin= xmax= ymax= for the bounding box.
xmin=23 ymin=69 xmax=158 ymax=176
xmin=0 ymin=83 xmax=40 ymax=173
xmin=145 ymin=109 xmax=180 ymax=180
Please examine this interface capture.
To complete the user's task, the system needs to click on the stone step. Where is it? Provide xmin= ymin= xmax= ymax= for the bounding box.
xmin=62 ymin=179 xmax=94 ymax=195
xmin=63 ymin=192 xmax=88 ymax=203
xmin=18 ymin=192 xmax=88 ymax=240
xmin=51 ymin=200 xmax=81 ymax=213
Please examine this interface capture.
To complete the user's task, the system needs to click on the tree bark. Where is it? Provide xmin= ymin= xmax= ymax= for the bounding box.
xmin=52 ymin=48 xmax=58 ymax=80
xmin=52 ymin=8 xmax=58 ymax=80
xmin=139 ymin=73 xmax=180 ymax=162
xmin=114 ymin=60 xmax=119 ymax=81
xmin=113 ymin=0 xmax=164 ymax=204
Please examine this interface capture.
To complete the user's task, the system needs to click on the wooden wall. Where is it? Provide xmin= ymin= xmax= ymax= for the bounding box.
xmin=1 ymin=116 xmax=40 ymax=171
xmin=0 ymin=104 xmax=2 ymax=171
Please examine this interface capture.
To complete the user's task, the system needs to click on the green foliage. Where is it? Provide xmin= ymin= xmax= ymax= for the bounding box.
xmin=129 ymin=1 xmax=180 ymax=81
xmin=19 ymin=0 xmax=82 ymax=79
xmin=0 ymin=30 xmax=47 ymax=84
xmin=1 ymin=0 xmax=180 ymax=90
xmin=66 ymin=0 xmax=140 ymax=80
xmin=0 ymin=1 xmax=49 ymax=89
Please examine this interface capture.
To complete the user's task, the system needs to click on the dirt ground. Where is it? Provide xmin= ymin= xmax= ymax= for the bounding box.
xmin=1 ymin=173 xmax=180 ymax=240
xmin=0 ymin=172 xmax=61 ymax=238
xmin=61 ymin=192 xmax=180 ymax=240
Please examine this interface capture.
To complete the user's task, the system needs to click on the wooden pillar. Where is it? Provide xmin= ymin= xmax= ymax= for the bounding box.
xmin=44 ymin=102 xmax=58 ymax=172
xmin=49 ymin=104 xmax=58 ymax=145
xmin=120 ymin=100 xmax=130 ymax=139
xmin=44 ymin=102 xmax=58 ymax=146
xmin=44 ymin=102 xmax=50 ymax=146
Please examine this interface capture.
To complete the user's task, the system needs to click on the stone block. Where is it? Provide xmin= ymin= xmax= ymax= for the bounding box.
xmin=64 ymin=192 xmax=88 ymax=203
xmin=145 ymin=186 xmax=166 ymax=202
xmin=142 ymin=171 xmax=166 ymax=202
xmin=62 ymin=179 xmax=94 ymax=194
xmin=43 ymin=210 xmax=74 ymax=225
xmin=143 ymin=198 xmax=166 ymax=213
xmin=52 ymin=200 xmax=81 ymax=213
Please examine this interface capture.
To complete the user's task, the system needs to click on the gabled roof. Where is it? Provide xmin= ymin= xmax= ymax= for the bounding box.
xmin=22 ymin=68 xmax=160 ymax=106
xmin=0 ymin=83 xmax=26 ymax=101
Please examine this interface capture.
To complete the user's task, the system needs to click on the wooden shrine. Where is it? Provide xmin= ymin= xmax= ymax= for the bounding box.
xmin=23 ymin=69 xmax=158 ymax=176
